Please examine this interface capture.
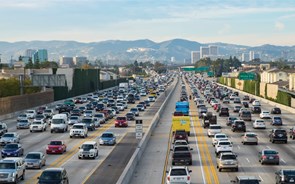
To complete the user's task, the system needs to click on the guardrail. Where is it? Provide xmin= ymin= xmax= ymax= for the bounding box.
xmin=0 ymin=86 xmax=117 ymax=121
xmin=116 ymin=77 xmax=179 ymax=184
xmin=218 ymin=83 xmax=295 ymax=114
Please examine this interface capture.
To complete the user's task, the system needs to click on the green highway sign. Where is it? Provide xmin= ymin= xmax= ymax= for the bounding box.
xmin=182 ymin=66 xmax=210 ymax=72
xmin=239 ymin=72 xmax=256 ymax=80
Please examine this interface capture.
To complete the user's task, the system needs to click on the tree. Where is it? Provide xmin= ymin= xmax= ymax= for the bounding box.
xmin=25 ymin=59 xmax=34 ymax=69
xmin=134 ymin=60 xmax=139 ymax=67
xmin=34 ymin=58 xmax=40 ymax=69
xmin=19 ymin=55 xmax=22 ymax=61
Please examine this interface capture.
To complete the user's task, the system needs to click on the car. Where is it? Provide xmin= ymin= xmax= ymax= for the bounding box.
xmin=171 ymin=151 xmax=192 ymax=166
xmin=227 ymin=116 xmax=239 ymax=126
xmin=17 ymin=114 xmax=28 ymax=122
xmin=92 ymin=118 xmax=101 ymax=128
xmin=99 ymin=132 xmax=116 ymax=145
xmin=173 ymin=140 xmax=189 ymax=149
xmin=68 ymin=116 xmax=80 ymax=125
xmin=115 ymin=116 xmax=128 ymax=127
xmin=116 ymin=103 xmax=125 ymax=111
xmin=0 ymin=122 xmax=8 ymax=136
xmin=260 ymin=111 xmax=271 ymax=119
xmin=144 ymin=100 xmax=150 ymax=106
xmin=1 ymin=143 xmax=24 ymax=158
xmin=24 ymin=152 xmax=46 ymax=169
xmin=43 ymin=109 xmax=54 ymax=119
xmin=212 ymin=133 xmax=228 ymax=146
xmin=271 ymin=107 xmax=281 ymax=114
xmin=275 ymin=169 xmax=295 ymax=184
xmin=69 ymin=123 xmax=88 ymax=138
xmin=126 ymin=112 xmax=135 ymax=121
xmin=207 ymin=124 xmax=222 ymax=137
xmin=46 ymin=140 xmax=66 ymax=154
xmin=258 ymin=149 xmax=279 ymax=165
xmin=271 ymin=116 xmax=282 ymax=126
xmin=241 ymin=132 xmax=258 ymax=145
xmin=215 ymin=140 xmax=233 ymax=156
xmin=37 ymin=168 xmax=69 ymax=184
xmin=81 ymin=117 xmax=95 ymax=131
xmin=173 ymin=130 xmax=188 ymax=143
xmin=243 ymin=95 xmax=250 ymax=101
xmin=0 ymin=157 xmax=25 ymax=183
xmin=222 ymin=97 xmax=230 ymax=104
xmin=78 ymin=141 xmax=99 ymax=159
xmin=219 ymin=107 xmax=229 ymax=117
xmin=253 ymin=119 xmax=266 ymax=129
xmin=251 ymin=106 xmax=261 ymax=114
xmin=83 ymin=110 xmax=93 ymax=117
xmin=239 ymin=110 xmax=251 ymax=121
xmin=130 ymin=108 xmax=139 ymax=116
xmin=30 ymin=120 xmax=47 ymax=132
xmin=171 ymin=145 xmax=193 ymax=152
xmin=242 ymin=101 xmax=249 ymax=108
xmin=290 ymin=126 xmax=295 ymax=140
xmin=0 ymin=132 xmax=20 ymax=146
xmin=140 ymin=91 xmax=147 ymax=96
xmin=139 ymin=101 xmax=147 ymax=109
xmin=25 ymin=109 xmax=36 ymax=119
xmin=37 ymin=106 xmax=47 ymax=114
xmin=136 ymin=104 xmax=145 ymax=111
xmin=166 ymin=166 xmax=192 ymax=184
xmin=269 ymin=129 xmax=288 ymax=143
xmin=94 ymin=113 xmax=106 ymax=124
xmin=231 ymin=120 xmax=246 ymax=132
xmin=252 ymin=100 xmax=261 ymax=106
xmin=148 ymin=96 xmax=156 ymax=102
xmin=217 ymin=152 xmax=238 ymax=172
xmin=233 ymin=98 xmax=241 ymax=104
xmin=16 ymin=119 xmax=31 ymax=129
xmin=231 ymin=176 xmax=261 ymax=184
xmin=233 ymin=105 xmax=242 ymax=113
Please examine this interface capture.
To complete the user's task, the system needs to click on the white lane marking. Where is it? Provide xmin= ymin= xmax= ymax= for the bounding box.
xmin=266 ymin=146 xmax=271 ymax=149
xmin=258 ymin=175 xmax=264 ymax=182
xmin=281 ymin=159 xmax=286 ymax=164
xmin=246 ymin=158 xmax=250 ymax=163
xmin=237 ymin=145 xmax=240 ymax=150
xmin=190 ymin=116 xmax=206 ymax=184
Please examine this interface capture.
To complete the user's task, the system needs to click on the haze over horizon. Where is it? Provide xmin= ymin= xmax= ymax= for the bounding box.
xmin=0 ymin=0 xmax=295 ymax=46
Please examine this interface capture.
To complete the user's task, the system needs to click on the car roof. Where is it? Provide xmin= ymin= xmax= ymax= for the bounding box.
xmin=237 ymin=176 xmax=259 ymax=180
xmin=83 ymin=141 xmax=97 ymax=145
xmin=170 ymin=166 xmax=187 ymax=170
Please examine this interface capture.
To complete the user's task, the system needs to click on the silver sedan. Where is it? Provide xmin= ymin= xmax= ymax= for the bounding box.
xmin=24 ymin=152 xmax=46 ymax=169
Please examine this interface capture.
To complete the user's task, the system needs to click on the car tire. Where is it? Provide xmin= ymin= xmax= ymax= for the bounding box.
xmin=70 ymin=136 xmax=72 ymax=138
xmin=218 ymin=168 xmax=222 ymax=172
xmin=235 ymin=168 xmax=239 ymax=172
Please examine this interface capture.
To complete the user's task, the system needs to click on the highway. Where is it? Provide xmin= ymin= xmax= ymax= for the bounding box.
xmin=0 ymin=76 xmax=177 ymax=184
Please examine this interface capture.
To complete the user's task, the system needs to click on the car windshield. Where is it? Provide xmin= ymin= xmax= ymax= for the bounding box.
xmin=26 ymin=111 xmax=34 ymax=113
xmin=216 ymin=135 xmax=226 ymax=138
xmin=82 ymin=119 xmax=92 ymax=123
xmin=3 ymin=134 xmax=14 ymax=138
xmin=44 ymin=110 xmax=51 ymax=113
xmin=52 ymin=119 xmax=63 ymax=124
xmin=19 ymin=120 xmax=28 ymax=123
xmin=70 ymin=117 xmax=78 ymax=120
xmin=81 ymin=144 xmax=94 ymax=149
xmin=4 ymin=144 xmax=18 ymax=149
xmin=26 ymin=153 xmax=41 ymax=159
xmin=117 ymin=117 xmax=126 ymax=120
xmin=242 ymin=111 xmax=251 ymax=115
xmin=102 ymin=133 xmax=114 ymax=138
xmin=222 ymin=155 xmax=236 ymax=159
xmin=174 ymin=147 xmax=189 ymax=151
xmin=170 ymin=169 xmax=187 ymax=176
xmin=49 ymin=141 xmax=62 ymax=145
xmin=73 ymin=125 xmax=84 ymax=129
xmin=33 ymin=121 xmax=42 ymax=125
xmin=19 ymin=114 xmax=26 ymax=117
xmin=131 ymin=109 xmax=138 ymax=111
xmin=40 ymin=171 xmax=62 ymax=181
xmin=283 ymin=170 xmax=295 ymax=176
xmin=274 ymin=117 xmax=281 ymax=120
xmin=0 ymin=163 xmax=16 ymax=169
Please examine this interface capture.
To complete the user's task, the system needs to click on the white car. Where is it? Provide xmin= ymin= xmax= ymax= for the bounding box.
xmin=148 ymin=96 xmax=155 ymax=102
xmin=252 ymin=100 xmax=261 ymax=106
xmin=30 ymin=120 xmax=47 ymax=132
xmin=17 ymin=114 xmax=28 ymax=122
xmin=212 ymin=133 xmax=228 ymax=146
xmin=84 ymin=110 xmax=93 ymax=117
xmin=78 ymin=141 xmax=98 ymax=159
xmin=260 ymin=111 xmax=271 ymax=119
xmin=68 ymin=116 xmax=80 ymax=125
xmin=117 ymin=96 xmax=124 ymax=101
xmin=215 ymin=140 xmax=233 ymax=156
xmin=166 ymin=166 xmax=192 ymax=184
xmin=116 ymin=103 xmax=125 ymax=111
xmin=70 ymin=123 xmax=88 ymax=138
xmin=207 ymin=124 xmax=222 ymax=137
xmin=253 ymin=119 xmax=266 ymax=129
xmin=26 ymin=110 xmax=36 ymax=119
xmin=121 ymin=101 xmax=128 ymax=109
xmin=140 ymin=91 xmax=147 ymax=96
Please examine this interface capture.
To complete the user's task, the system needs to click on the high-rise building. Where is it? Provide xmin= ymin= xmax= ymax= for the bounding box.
xmin=209 ymin=45 xmax=218 ymax=56
xmin=73 ymin=56 xmax=87 ymax=65
xmin=249 ymin=51 xmax=255 ymax=61
xmin=242 ymin=53 xmax=250 ymax=62
xmin=60 ymin=56 xmax=74 ymax=67
xmin=32 ymin=49 xmax=48 ymax=63
xmin=25 ymin=49 xmax=36 ymax=58
xmin=191 ymin=51 xmax=200 ymax=64
xmin=200 ymin=46 xmax=210 ymax=59
xmin=171 ymin=57 xmax=175 ymax=63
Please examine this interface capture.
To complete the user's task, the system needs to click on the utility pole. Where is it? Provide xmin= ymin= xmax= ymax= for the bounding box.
xmin=0 ymin=53 xmax=2 ymax=70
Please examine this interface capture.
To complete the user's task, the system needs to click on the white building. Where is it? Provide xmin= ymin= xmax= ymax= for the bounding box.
xmin=73 ymin=56 xmax=87 ymax=65
xmin=25 ymin=49 xmax=36 ymax=58
xmin=59 ymin=56 xmax=74 ymax=67
xmin=249 ymin=51 xmax=260 ymax=61
xmin=200 ymin=46 xmax=210 ymax=59
xmin=242 ymin=53 xmax=250 ymax=62
xmin=191 ymin=51 xmax=200 ymax=64
xmin=209 ymin=45 xmax=218 ymax=56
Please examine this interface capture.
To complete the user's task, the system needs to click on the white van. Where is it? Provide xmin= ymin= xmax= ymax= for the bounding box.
xmin=50 ymin=114 xmax=68 ymax=133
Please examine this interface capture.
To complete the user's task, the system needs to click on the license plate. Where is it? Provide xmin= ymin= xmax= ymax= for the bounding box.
xmin=52 ymin=150 xmax=55 ymax=153
xmin=7 ymin=153 xmax=10 ymax=155
xmin=269 ymin=156 xmax=273 ymax=159
xmin=290 ymin=179 xmax=294 ymax=182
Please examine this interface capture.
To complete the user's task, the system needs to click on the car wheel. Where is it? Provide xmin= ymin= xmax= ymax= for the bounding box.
xmin=70 ymin=136 xmax=72 ymax=138
xmin=218 ymin=168 xmax=222 ymax=172
xmin=235 ymin=168 xmax=239 ymax=172
xmin=51 ymin=130 xmax=53 ymax=133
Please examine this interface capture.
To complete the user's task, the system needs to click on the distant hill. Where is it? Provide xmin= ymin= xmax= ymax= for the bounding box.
xmin=0 ymin=39 xmax=294 ymax=64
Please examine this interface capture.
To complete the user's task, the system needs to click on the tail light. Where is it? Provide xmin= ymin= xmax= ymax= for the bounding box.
xmin=293 ymin=130 xmax=295 ymax=133
xmin=274 ymin=155 xmax=279 ymax=159
xmin=187 ymin=176 xmax=190 ymax=180
xmin=167 ymin=176 xmax=170 ymax=181
xmin=262 ymin=155 xmax=267 ymax=159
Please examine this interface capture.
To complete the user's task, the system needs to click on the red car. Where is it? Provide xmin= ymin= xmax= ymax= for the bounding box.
xmin=115 ymin=116 xmax=128 ymax=127
xmin=46 ymin=140 xmax=67 ymax=154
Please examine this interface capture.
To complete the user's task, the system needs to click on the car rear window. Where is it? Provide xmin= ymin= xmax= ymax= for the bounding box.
xmin=117 ymin=117 xmax=127 ymax=120
xmin=170 ymin=169 xmax=187 ymax=176
xmin=174 ymin=147 xmax=189 ymax=152
xmin=210 ymin=126 xmax=221 ymax=129
xmin=246 ymin=134 xmax=257 ymax=137
xmin=222 ymin=155 xmax=236 ymax=160
xmin=219 ymin=142 xmax=231 ymax=145
xmin=283 ymin=170 xmax=295 ymax=175
xmin=173 ymin=152 xmax=190 ymax=158
xmin=264 ymin=150 xmax=277 ymax=154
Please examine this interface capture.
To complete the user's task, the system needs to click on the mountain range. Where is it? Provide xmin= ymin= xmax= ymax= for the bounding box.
xmin=0 ymin=39 xmax=294 ymax=65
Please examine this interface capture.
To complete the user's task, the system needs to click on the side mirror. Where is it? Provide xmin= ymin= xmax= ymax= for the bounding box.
xmin=190 ymin=148 xmax=193 ymax=150
xmin=166 ymin=171 xmax=169 ymax=173
xmin=170 ymin=149 xmax=173 ymax=151
xmin=189 ymin=170 xmax=192 ymax=173
xmin=78 ymin=147 xmax=80 ymax=149
xmin=37 ymin=177 xmax=40 ymax=179
xmin=230 ymin=180 xmax=237 ymax=183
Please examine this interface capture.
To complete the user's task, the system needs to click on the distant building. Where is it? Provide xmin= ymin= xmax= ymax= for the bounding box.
xmin=59 ymin=56 xmax=74 ymax=67
xmin=25 ymin=49 xmax=36 ymax=58
xmin=209 ymin=45 xmax=218 ymax=56
xmin=32 ymin=49 xmax=48 ymax=63
xmin=191 ymin=51 xmax=200 ymax=64
xmin=73 ymin=56 xmax=87 ymax=65
xmin=171 ymin=57 xmax=175 ymax=63
xmin=19 ymin=56 xmax=31 ymax=64
xmin=242 ymin=53 xmax=250 ymax=62
xmin=200 ymin=46 xmax=210 ymax=59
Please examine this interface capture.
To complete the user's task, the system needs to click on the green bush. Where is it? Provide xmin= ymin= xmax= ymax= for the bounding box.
xmin=230 ymin=78 xmax=235 ymax=88
xmin=276 ymin=91 xmax=291 ymax=106
xmin=0 ymin=78 xmax=40 ymax=98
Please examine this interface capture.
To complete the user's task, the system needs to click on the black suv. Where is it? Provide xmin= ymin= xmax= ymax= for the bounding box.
xmin=172 ymin=151 xmax=192 ymax=166
xmin=219 ymin=107 xmax=229 ymax=117
xmin=275 ymin=169 xmax=295 ymax=184
xmin=231 ymin=176 xmax=261 ymax=184
xmin=271 ymin=107 xmax=281 ymax=114
xmin=269 ymin=129 xmax=288 ymax=143
xmin=251 ymin=106 xmax=261 ymax=114
xmin=231 ymin=120 xmax=246 ymax=132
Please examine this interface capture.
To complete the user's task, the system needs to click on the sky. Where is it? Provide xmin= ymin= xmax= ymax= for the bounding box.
xmin=0 ymin=0 xmax=295 ymax=46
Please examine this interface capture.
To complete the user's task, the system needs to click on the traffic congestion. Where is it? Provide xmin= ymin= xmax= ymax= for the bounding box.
xmin=0 ymin=74 xmax=175 ymax=184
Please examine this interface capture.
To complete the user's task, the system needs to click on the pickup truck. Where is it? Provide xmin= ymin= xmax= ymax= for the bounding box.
xmin=202 ymin=112 xmax=217 ymax=128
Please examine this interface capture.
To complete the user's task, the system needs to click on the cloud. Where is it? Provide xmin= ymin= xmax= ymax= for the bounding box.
xmin=275 ymin=21 xmax=285 ymax=31
xmin=218 ymin=24 xmax=231 ymax=34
